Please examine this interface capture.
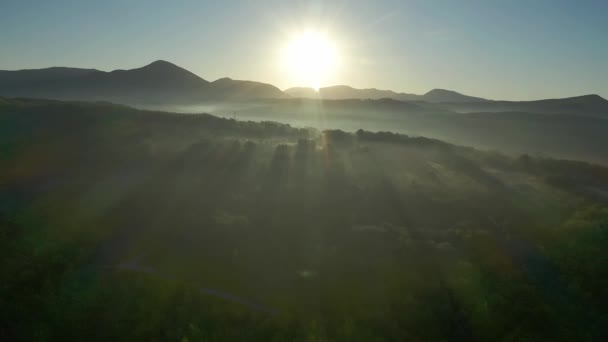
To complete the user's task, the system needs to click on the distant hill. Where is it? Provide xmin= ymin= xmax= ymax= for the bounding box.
xmin=285 ymin=85 xmax=419 ymax=101
xmin=0 ymin=60 xmax=286 ymax=105
xmin=0 ymin=67 xmax=99 ymax=85
xmin=422 ymin=88 xmax=488 ymax=103
xmin=284 ymin=85 xmax=487 ymax=103
xmin=435 ymin=94 xmax=608 ymax=116
xmin=210 ymin=77 xmax=286 ymax=100
xmin=2 ymin=61 xmax=606 ymax=116
xmin=285 ymin=85 xmax=608 ymax=116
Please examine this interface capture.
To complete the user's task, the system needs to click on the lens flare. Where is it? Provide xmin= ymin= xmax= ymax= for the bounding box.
xmin=282 ymin=30 xmax=339 ymax=90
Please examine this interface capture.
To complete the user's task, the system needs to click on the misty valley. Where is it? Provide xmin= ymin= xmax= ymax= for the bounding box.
xmin=1 ymin=98 xmax=608 ymax=340
xmin=2 ymin=60 xmax=608 ymax=167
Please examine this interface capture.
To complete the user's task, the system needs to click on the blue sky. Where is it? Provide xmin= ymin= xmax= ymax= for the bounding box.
xmin=1 ymin=0 xmax=607 ymax=100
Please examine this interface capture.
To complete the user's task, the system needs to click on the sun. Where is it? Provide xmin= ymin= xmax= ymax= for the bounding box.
xmin=282 ymin=30 xmax=339 ymax=91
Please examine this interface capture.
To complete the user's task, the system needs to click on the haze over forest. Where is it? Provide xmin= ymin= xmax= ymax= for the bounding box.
xmin=2 ymin=1 xmax=608 ymax=341
xmin=2 ymin=60 xmax=608 ymax=165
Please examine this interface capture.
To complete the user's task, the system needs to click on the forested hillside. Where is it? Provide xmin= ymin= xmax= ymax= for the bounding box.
xmin=1 ymin=98 xmax=607 ymax=341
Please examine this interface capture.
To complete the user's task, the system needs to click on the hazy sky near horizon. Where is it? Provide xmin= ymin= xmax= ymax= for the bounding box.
xmin=1 ymin=0 xmax=607 ymax=100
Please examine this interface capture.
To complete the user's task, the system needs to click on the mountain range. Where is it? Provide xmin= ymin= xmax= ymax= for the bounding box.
xmin=0 ymin=60 xmax=286 ymax=105
xmin=284 ymin=85 xmax=488 ymax=103
xmin=1 ymin=60 xmax=607 ymax=116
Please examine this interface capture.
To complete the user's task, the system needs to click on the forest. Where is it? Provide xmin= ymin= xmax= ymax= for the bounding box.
xmin=1 ymin=98 xmax=608 ymax=341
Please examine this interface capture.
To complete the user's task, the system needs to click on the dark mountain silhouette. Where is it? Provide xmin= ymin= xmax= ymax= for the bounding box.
xmin=87 ymin=60 xmax=210 ymax=90
xmin=284 ymin=85 xmax=419 ymax=101
xmin=2 ymin=61 xmax=606 ymax=116
xmin=436 ymin=94 xmax=608 ymax=116
xmin=285 ymin=85 xmax=608 ymax=116
xmin=210 ymin=77 xmax=285 ymax=100
xmin=284 ymin=85 xmax=487 ymax=103
xmin=0 ymin=60 xmax=286 ymax=104
xmin=0 ymin=67 xmax=99 ymax=85
xmin=422 ymin=88 xmax=488 ymax=103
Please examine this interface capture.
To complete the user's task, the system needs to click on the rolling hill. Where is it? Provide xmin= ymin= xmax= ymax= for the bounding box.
xmin=285 ymin=85 xmax=608 ymax=116
xmin=2 ymin=61 xmax=607 ymax=117
xmin=0 ymin=60 xmax=286 ymax=104
xmin=284 ymin=85 xmax=488 ymax=103
xmin=434 ymin=94 xmax=608 ymax=116
xmin=2 ymin=97 xmax=608 ymax=340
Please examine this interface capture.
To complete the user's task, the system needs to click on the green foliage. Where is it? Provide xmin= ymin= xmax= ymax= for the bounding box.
xmin=1 ymin=99 xmax=608 ymax=340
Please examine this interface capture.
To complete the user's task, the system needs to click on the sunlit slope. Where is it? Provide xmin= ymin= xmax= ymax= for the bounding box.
xmin=186 ymin=97 xmax=608 ymax=165
xmin=1 ymin=98 xmax=608 ymax=340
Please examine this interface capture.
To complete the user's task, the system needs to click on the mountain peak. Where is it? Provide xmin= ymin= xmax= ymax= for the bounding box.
xmin=425 ymin=88 xmax=460 ymax=96
xmin=577 ymin=94 xmax=606 ymax=101
xmin=116 ymin=60 xmax=210 ymax=86
xmin=212 ymin=77 xmax=234 ymax=84
xmin=144 ymin=60 xmax=178 ymax=68
xmin=423 ymin=88 xmax=488 ymax=103
xmin=138 ymin=60 xmax=188 ymax=73
xmin=561 ymin=94 xmax=608 ymax=106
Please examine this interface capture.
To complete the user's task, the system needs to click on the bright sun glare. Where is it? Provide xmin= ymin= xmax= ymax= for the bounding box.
xmin=282 ymin=30 xmax=339 ymax=91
